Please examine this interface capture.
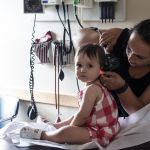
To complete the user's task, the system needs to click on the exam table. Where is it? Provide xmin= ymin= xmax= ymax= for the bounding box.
xmin=1 ymin=138 xmax=150 ymax=150
xmin=1 ymin=103 xmax=150 ymax=150
xmin=0 ymin=138 xmax=99 ymax=150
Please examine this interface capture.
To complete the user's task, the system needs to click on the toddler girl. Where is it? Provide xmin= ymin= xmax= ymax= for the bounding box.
xmin=20 ymin=44 xmax=119 ymax=146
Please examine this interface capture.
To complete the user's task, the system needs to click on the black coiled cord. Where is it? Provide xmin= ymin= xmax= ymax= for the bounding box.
xmin=27 ymin=13 xmax=38 ymax=120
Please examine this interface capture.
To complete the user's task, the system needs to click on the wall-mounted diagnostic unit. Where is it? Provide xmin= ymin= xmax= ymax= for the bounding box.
xmin=35 ymin=0 xmax=126 ymax=22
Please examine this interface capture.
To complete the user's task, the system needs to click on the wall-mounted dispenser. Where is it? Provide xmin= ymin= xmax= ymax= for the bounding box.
xmin=94 ymin=0 xmax=118 ymax=22
xmin=80 ymin=0 xmax=126 ymax=22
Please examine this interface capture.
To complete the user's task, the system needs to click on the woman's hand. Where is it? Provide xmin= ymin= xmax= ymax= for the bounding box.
xmin=100 ymin=71 xmax=125 ymax=90
xmin=99 ymin=28 xmax=123 ymax=52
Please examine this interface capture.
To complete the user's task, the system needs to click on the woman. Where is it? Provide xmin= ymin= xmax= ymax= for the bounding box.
xmin=101 ymin=19 xmax=150 ymax=116
xmin=73 ymin=19 xmax=150 ymax=117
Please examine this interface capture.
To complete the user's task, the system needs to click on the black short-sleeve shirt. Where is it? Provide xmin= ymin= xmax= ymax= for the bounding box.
xmin=111 ymin=28 xmax=150 ymax=117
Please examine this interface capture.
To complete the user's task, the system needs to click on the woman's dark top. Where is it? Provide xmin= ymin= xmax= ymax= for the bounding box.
xmin=111 ymin=28 xmax=150 ymax=117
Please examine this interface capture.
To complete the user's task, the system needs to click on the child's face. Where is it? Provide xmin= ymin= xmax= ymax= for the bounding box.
xmin=75 ymin=52 xmax=100 ymax=84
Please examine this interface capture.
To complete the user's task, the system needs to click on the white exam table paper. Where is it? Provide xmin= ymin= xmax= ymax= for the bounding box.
xmin=1 ymin=103 xmax=150 ymax=150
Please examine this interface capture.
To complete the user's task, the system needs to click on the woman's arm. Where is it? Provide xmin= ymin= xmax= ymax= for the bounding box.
xmin=101 ymin=72 xmax=150 ymax=114
xmin=117 ymin=86 xmax=145 ymax=114
xmin=73 ymin=27 xmax=125 ymax=53
xmin=116 ymin=85 xmax=150 ymax=114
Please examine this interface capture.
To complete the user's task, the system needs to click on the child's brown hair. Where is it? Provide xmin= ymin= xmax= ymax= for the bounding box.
xmin=75 ymin=44 xmax=105 ymax=70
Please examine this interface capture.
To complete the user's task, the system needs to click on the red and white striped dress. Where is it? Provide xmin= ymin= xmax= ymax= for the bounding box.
xmin=78 ymin=85 xmax=120 ymax=147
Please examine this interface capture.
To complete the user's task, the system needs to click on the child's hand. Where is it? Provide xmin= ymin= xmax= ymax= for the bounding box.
xmin=100 ymin=71 xmax=125 ymax=90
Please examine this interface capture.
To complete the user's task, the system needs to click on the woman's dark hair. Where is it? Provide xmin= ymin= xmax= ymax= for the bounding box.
xmin=131 ymin=19 xmax=150 ymax=45
xmin=75 ymin=44 xmax=105 ymax=69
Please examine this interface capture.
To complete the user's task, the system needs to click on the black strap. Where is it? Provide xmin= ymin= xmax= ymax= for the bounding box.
xmin=56 ymin=3 xmax=74 ymax=55
xmin=74 ymin=5 xmax=84 ymax=28
xmin=115 ymin=82 xmax=129 ymax=94
xmin=55 ymin=5 xmax=69 ymax=35
xmin=53 ymin=41 xmax=63 ymax=120
xmin=54 ymin=44 xmax=58 ymax=109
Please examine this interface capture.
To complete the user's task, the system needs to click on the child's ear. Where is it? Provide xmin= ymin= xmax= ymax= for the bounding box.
xmin=99 ymin=68 xmax=104 ymax=75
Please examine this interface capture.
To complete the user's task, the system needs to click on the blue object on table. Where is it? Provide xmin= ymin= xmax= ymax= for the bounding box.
xmin=0 ymin=96 xmax=19 ymax=128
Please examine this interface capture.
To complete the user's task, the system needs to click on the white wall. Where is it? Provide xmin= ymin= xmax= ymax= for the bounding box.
xmin=1 ymin=0 xmax=150 ymax=122
xmin=1 ymin=0 xmax=150 ymax=95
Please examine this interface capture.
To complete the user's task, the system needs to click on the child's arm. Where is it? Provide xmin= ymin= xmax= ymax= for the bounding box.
xmin=53 ymin=116 xmax=74 ymax=129
xmin=70 ymin=85 xmax=102 ymax=126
